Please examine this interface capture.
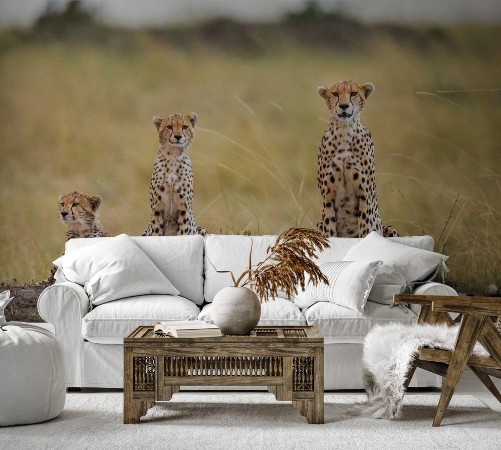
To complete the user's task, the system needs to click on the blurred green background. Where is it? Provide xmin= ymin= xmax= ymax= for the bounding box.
xmin=0 ymin=1 xmax=500 ymax=294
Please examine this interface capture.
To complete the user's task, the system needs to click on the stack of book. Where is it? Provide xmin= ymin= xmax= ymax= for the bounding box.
xmin=153 ymin=320 xmax=222 ymax=338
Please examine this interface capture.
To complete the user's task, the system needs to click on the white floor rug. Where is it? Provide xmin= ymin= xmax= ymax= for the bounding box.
xmin=1 ymin=392 xmax=500 ymax=450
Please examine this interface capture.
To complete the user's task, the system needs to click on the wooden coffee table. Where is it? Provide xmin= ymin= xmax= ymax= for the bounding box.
xmin=124 ymin=325 xmax=324 ymax=424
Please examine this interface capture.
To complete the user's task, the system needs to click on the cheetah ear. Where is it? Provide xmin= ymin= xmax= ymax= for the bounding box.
xmin=58 ymin=194 xmax=64 ymax=202
xmin=152 ymin=115 xmax=163 ymax=131
xmin=317 ymin=86 xmax=328 ymax=99
xmin=362 ymin=83 xmax=375 ymax=99
xmin=88 ymin=195 xmax=102 ymax=211
xmin=188 ymin=112 xmax=198 ymax=127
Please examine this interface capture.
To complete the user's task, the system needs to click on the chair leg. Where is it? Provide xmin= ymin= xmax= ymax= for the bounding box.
xmin=403 ymin=364 xmax=417 ymax=391
xmin=417 ymin=305 xmax=432 ymax=325
xmin=469 ymin=366 xmax=501 ymax=403
xmin=479 ymin=319 xmax=501 ymax=367
xmin=433 ymin=314 xmax=486 ymax=427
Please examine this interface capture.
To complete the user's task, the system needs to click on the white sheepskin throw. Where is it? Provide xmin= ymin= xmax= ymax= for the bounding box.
xmin=361 ymin=322 xmax=488 ymax=420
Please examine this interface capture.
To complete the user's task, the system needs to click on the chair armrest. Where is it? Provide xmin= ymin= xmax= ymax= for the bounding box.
xmin=432 ymin=296 xmax=501 ymax=316
xmin=394 ymin=294 xmax=435 ymax=305
xmin=37 ymin=282 xmax=90 ymax=387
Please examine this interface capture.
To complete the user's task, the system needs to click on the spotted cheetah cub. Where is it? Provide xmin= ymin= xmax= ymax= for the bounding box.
xmin=59 ymin=191 xmax=108 ymax=240
xmin=144 ymin=113 xmax=206 ymax=236
xmin=317 ymin=80 xmax=398 ymax=238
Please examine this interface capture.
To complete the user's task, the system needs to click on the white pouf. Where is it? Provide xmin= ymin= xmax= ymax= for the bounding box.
xmin=0 ymin=291 xmax=66 ymax=426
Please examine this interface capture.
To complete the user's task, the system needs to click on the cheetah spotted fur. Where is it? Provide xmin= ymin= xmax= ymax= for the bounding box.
xmin=59 ymin=191 xmax=108 ymax=240
xmin=144 ymin=113 xmax=206 ymax=236
xmin=316 ymin=80 xmax=398 ymax=238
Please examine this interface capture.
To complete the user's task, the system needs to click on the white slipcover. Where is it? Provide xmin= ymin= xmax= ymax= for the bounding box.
xmin=38 ymin=234 xmax=453 ymax=389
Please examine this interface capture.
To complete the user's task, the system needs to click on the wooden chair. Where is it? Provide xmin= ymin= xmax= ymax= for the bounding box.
xmin=393 ymin=294 xmax=501 ymax=426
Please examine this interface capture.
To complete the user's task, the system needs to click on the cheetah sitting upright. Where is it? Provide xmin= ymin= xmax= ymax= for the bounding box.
xmin=59 ymin=191 xmax=108 ymax=240
xmin=316 ymin=80 xmax=398 ymax=238
xmin=144 ymin=113 xmax=206 ymax=236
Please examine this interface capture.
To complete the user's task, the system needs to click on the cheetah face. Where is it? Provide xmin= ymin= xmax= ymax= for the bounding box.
xmin=58 ymin=192 xmax=101 ymax=225
xmin=318 ymin=81 xmax=374 ymax=122
xmin=153 ymin=113 xmax=197 ymax=148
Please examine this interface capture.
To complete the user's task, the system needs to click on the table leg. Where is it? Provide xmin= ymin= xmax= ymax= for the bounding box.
xmin=124 ymin=400 xmax=155 ymax=424
xmin=124 ymin=350 xmax=156 ymax=424
xmin=292 ymin=400 xmax=308 ymax=417
xmin=124 ymin=348 xmax=140 ymax=423
xmin=309 ymin=347 xmax=324 ymax=424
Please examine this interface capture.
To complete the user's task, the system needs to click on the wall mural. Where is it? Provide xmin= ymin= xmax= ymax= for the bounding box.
xmin=1 ymin=1 xmax=499 ymax=302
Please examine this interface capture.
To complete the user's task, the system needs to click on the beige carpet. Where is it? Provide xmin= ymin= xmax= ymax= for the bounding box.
xmin=1 ymin=391 xmax=500 ymax=449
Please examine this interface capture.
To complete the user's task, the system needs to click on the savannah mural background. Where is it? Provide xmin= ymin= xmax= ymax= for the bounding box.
xmin=0 ymin=1 xmax=500 ymax=308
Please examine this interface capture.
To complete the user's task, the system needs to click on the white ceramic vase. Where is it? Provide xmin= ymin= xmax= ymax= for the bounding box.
xmin=211 ymin=286 xmax=261 ymax=335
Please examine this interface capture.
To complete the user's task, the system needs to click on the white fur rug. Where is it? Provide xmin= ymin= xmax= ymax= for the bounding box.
xmin=362 ymin=322 xmax=489 ymax=419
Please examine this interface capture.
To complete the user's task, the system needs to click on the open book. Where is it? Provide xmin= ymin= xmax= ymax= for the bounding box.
xmin=153 ymin=320 xmax=222 ymax=338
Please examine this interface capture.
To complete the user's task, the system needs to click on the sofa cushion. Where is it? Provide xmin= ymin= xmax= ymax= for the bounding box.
xmin=259 ymin=298 xmax=307 ymax=326
xmin=54 ymin=234 xmax=180 ymax=306
xmin=304 ymin=301 xmax=416 ymax=343
xmin=204 ymin=234 xmax=434 ymax=304
xmin=343 ymin=232 xmax=447 ymax=305
xmin=204 ymin=234 xmax=279 ymax=302
xmin=65 ymin=235 xmax=205 ymax=305
xmin=293 ymin=260 xmax=382 ymax=314
xmin=198 ymin=297 xmax=306 ymax=326
xmin=132 ymin=235 xmax=205 ymax=305
xmin=319 ymin=235 xmax=434 ymax=264
xmin=82 ymin=295 xmax=200 ymax=344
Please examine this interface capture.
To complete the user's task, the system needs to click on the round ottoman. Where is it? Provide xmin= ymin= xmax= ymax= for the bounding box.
xmin=0 ymin=291 xmax=66 ymax=426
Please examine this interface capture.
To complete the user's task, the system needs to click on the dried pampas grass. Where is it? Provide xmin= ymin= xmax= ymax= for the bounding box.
xmin=214 ymin=228 xmax=330 ymax=302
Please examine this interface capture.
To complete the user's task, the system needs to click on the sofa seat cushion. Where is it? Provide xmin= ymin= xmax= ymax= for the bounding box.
xmin=82 ymin=295 xmax=200 ymax=344
xmin=198 ymin=298 xmax=306 ymax=326
xmin=304 ymin=301 xmax=416 ymax=343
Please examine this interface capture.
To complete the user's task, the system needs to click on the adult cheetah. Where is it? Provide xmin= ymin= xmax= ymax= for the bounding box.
xmin=316 ymin=80 xmax=398 ymax=238
xmin=144 ymin=113 xmax=206 ymax=236
xmin=59 ymin=191 xmax=108 ymax=240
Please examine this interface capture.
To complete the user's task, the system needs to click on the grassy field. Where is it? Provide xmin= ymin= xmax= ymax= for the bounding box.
xmin=0 ymin=16 xmax=500 ymax=294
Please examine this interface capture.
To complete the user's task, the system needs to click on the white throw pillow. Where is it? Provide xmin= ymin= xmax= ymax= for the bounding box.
xmin=293 ymin=260 xmax=381 ymax=314
xmin=53 ymin=234 xmax=180 ymax=305
xmin=343 ymin=231 xmax=448 ymax=304
xmin=65 ymin=235 xmax=205 ymax=305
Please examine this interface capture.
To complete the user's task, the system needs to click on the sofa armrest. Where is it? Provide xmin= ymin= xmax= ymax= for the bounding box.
xmin=396 ymin=282 xmax=458 ymax=316
xmin=37 ymin=282 xmax=90 ymax=387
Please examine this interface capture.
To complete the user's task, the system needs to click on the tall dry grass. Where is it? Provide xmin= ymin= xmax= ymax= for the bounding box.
xmin=0 ymin=23 xmax=499 ymax=293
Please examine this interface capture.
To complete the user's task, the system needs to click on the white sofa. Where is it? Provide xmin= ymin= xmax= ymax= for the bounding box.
xmin=37 ymin=233 xmax=457 ymax=389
